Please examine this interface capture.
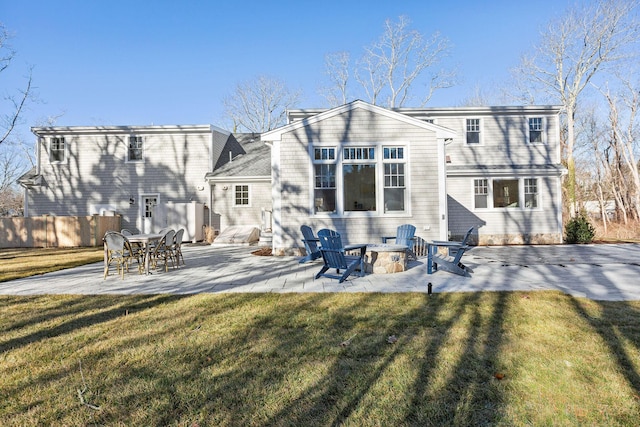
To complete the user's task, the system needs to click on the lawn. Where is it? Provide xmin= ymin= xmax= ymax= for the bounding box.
xmin=1 ymin=291 xmax=640 ymax=426
xmin=0 ymin=247 xmax=104 ymax=282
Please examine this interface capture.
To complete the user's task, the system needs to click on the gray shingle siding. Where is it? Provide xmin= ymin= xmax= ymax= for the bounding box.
xmin=270 ymin=106 xmax=444 ymax=252
xmin=28 ymin=126 xmax=219 ymax=233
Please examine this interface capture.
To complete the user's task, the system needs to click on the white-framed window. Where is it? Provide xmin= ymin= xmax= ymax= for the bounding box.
xmin=493 ymin=179 xmax=520 ymax=208
xmin=383 ymin=146 xmax=406 ymax=212
xmin=524 ymin=178 xmax=538 ymax=208
xmin=343 ymin=146 xmax=376 ymax=212
xmin=234 ymin=184 xmax=250 ymax=206
xmin=128 ymin=136 xmax=144 ymax=162
xmin=474 ymin=179 xmax=489 ymax=209
xmin=313 ymin=147 xmax=337 ymax=213
xmin=49 ymin=137 xmax=66 ymax=163
xmin=528 ymin=117 xmax=544 ymax=143
xmin=473 ymin=177 xmax=540 ymax=210
xmin=466 ymin=118 xmax=482 ymax=144
xmin=311 ymin=142 xmax=409 ymax=216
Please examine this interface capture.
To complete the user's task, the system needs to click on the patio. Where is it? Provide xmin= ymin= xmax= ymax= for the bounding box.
xmin=2 ymin=243 xmax=640 ymax=301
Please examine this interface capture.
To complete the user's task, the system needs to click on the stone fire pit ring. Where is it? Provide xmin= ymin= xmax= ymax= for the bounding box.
xmin=363 ymin=243 xmax=408 ymax=274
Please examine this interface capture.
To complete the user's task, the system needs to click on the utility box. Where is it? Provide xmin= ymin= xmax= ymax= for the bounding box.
xmin=164 ymin=201 xmax=205 ymax=243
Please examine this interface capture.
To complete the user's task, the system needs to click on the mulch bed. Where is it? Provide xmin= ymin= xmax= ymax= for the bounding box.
xmin=251 ymin=247 xmax=272 ymax=256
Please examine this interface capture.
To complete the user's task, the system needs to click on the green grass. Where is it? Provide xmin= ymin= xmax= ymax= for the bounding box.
xmin=1 ymin=292 xmax=640 ymax=426
xmin=0 ymin=247 xmax=104 ymax=282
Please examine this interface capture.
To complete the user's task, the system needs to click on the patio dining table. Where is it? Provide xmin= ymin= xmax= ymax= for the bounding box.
xmin=128 ymin=233 xmax=163 ymax=275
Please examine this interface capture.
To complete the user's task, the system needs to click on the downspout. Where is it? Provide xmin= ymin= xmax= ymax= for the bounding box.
xmin=208 ymin=128 xmax=214 ymax=232
xmin=437 ymin=138 xmax=449 ymax=240
xmin=265 ymin=140 xmax=281 ymax=252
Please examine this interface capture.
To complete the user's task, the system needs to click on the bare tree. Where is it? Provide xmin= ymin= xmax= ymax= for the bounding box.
xmin=513 ymin=0 xmax=640 ymax=215
xmin=1 ymin=23 xmax=33 ymax=146
xmin=599 ymin=78 xmax=640 ymax=221
xmin=358 ymin=16 xmax=456 ymax=108
xmin=223 ymin=75 xmax=301 ymax=133
xmin=322 ymin=16 xmax=456 ymax=108
xmin=319 ymin=52 xmax=350 ymax=108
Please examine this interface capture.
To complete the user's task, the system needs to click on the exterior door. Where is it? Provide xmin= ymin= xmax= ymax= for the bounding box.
xmin=141 ymin=195 xmax=159 ymax=233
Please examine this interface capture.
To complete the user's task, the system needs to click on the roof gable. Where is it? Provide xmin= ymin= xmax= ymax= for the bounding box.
xmin=206 ymin=133 xmax=271 ymax=180
xmin=261 ymin=100 xmax=456 ymax=142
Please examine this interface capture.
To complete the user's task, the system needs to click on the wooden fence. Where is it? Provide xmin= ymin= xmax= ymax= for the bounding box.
xmin=0 ymin=215 xmax=121 ymax=248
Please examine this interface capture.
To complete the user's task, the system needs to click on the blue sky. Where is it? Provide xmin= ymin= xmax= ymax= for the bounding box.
xmin=3 ymin=0 xmax=574 ymax=140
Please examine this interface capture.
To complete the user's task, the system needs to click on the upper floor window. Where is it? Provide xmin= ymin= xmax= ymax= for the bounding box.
xmin=234 ymin=185 xmax=250 ymax=206
xmin=466 ymin=119 xmax=481 ymax=144
xmin=128 ymin=136 xmax=144 ymax=161
xmin=49 ymin=137 xmax=66 ymax=163
xmin=528 ymin=117 xmax=545 ymax=143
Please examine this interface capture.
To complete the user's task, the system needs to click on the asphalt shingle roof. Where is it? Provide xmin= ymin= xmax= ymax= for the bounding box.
xmin=207 ymin=133 xmax=271 ymax=178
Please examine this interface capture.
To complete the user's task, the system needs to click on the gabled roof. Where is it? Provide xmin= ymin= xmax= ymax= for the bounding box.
xmin=261 ymin=100 xmax=457 ymax=142
xmin=206 ymin=133 xmax=271 ymax=181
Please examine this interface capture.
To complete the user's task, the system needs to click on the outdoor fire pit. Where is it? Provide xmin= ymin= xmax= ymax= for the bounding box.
xmin=363 ymin=243 xmax=408 ymax=274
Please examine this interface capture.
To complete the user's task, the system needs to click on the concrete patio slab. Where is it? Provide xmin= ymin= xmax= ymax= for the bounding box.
xmin=1 ymin=243 xmax=640 ymax=301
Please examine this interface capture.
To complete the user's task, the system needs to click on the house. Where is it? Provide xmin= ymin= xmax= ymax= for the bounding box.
xmin=20 ymin=100 xmax=565 ymax=252
xmin=21 ymin=125 xmax=272 ymax=242
xmin=205 ymin=133 xmax=272 ymax=236
xmin=261 ymin=100 xmax=565 ymax=255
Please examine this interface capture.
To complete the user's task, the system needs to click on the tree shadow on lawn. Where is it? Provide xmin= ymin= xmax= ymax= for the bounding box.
xmin=0 ymin=294 xmax=185 ymax=353
xmin=252 ymin=292 xmax=510 ymax=426
xmin=569 ymin=297 xmax=640 ymax=395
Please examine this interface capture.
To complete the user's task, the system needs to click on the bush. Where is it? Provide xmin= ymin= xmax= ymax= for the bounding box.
xmin=565 ymin=213 xmax=596 ymax=243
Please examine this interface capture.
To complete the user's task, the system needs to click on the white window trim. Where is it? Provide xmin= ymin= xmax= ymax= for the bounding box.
xmin=127 ymin=135 xmax=145 ymax=163
xmin=465 ymin=117 xmax=484 ymax=145
xmin=310 ymin=143 xmax=338 ymax=215
xmin=233 ymin=184 xmax=251 ymax=207
xmin=49 ymin=136 xmax=68 ymax=164
xmin=526 ymin=116 xmax=547 ymax=145
xmin=472 ymin=177 xmax=542 ymax=211
xmin=309 ymin=141 xmax=411 ymax=218
xmin=382 ymin=145 xmax=408 ymax=214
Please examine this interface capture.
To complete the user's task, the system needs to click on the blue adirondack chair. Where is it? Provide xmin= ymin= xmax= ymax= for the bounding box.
xmin=428 ymin=227 xmax=475 ymax=276
xmin=382 ymin=224 xmax=417 ymax=259
xmin=299 ymin=225 xmax=321 ymax=263
xmin=432 ymin=227 xmax=474 ymax=256
xmin=315 ymin=229 xmax=366 ymax=283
